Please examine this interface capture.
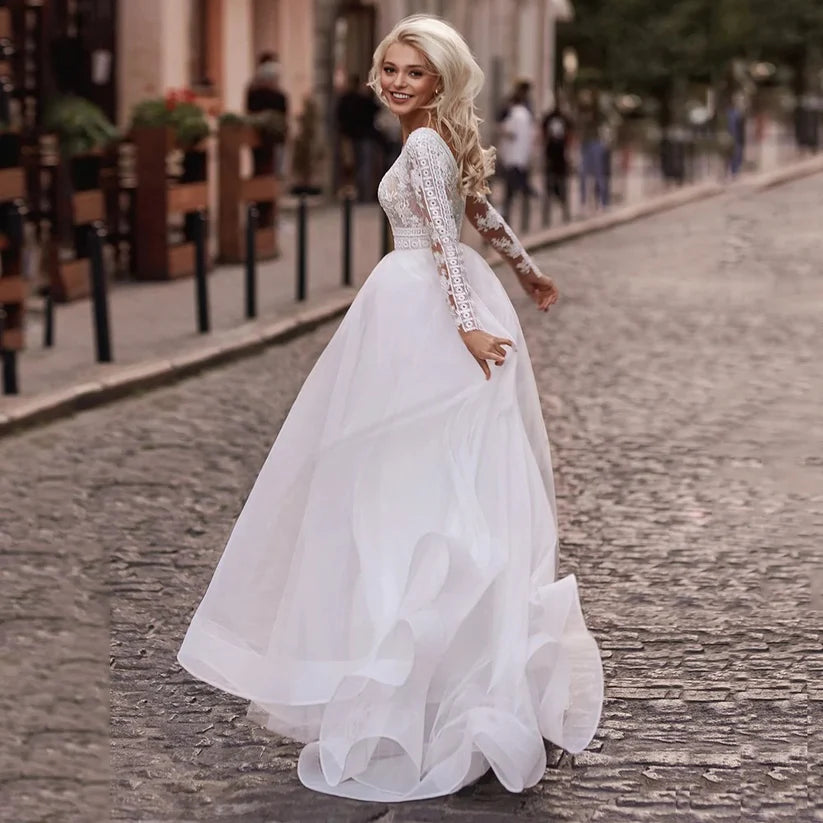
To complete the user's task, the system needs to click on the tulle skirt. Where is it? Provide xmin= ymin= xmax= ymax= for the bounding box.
xmin=177 ymin=243 xmax=603 ymax=801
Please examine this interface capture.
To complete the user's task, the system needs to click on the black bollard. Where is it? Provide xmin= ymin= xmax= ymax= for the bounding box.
xmin=43 ymin=287 xmax=54 ymax=347
xmin=521 ymin=195 xmax=531 ymax=236
xmin=245 ymin=202 xmax=258 ymax=319
xmin=296 ymin=195 xmax=307 ymax=302
xmin=88 ymin=222 xmax=113 ymax=363
xmin=0 ymin=308 xmax=18 ymax=395
xmin=341 ymin=193 xmax=353 ymax=287
xmin=7 ymin=198 xmax=24 ymax=247
xmin=381 ymin=210 xmax=391 ymax=258
xmin=541 ymin=183 xmax=551 ymax=229
xmin=1 ymin=350 xmax=17 ymax=395
xmin=193 ymin=210 xmax=210 ymax=333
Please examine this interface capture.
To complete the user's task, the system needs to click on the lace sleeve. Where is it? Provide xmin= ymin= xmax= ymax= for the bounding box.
xmin=406 ymin=130 xmax=479 ymax=333
xmin=465 ymin=195 xmax=545 ymax=280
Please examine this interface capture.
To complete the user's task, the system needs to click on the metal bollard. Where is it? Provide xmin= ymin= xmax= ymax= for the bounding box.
xmin=381 ymin=210 xmax=391 ymax=258
xmin=43 ymin=287 xmax=54 ymax=347
xmin=7 ymin=198 xmax=24 ymax=247
xmin=193 ymin=210 xmax=210 ymax=333
xmin=1 ymin=351 xmax=17 ymax=395
xmin=0 ymin=200 xmax=26 ymax=390
xmin=0 ymin=307 xmax=18 ymax=395
xmin=296 ymin=195 xmax=307 ymax=302
xmin=245 ymin=202 xmax=258 ymax=319
xmin=541 ymin=184 xmax=550 ymax=228
xmin=88 ymin=222 xmax=112 ymax=363
xmin=341 ymin=193 xmax=353 ymax=287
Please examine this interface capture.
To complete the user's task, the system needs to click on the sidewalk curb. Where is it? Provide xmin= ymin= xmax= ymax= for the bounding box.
xmin=0 ymin=296 xmax=353 ymax=438
xmin=498 ymin=181 xmax=724 ymax=261
xmin=492 ymin=152 xmax=823 ymax=262
xmin=2 ymin=155 xmax=821 ymax=439
xmin=739 ymin=153 xmax=823 ymax=192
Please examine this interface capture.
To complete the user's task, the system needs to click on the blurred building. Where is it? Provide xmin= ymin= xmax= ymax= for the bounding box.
xmin=327 ymin=0 xmax=573 ymax=136
xmin=115 ymin=0 xmax=572 ymax=131
xmin=27 ymin=0 xmax=571 ymax=188
xmin=118 ymin=0 xmax=314 ymax=127
xmin=394 ymin=0 xmax=572 ymax=122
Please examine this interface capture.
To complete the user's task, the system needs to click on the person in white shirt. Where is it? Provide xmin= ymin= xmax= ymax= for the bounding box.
xmin=499 ymin=80 xmax=536 ymax=230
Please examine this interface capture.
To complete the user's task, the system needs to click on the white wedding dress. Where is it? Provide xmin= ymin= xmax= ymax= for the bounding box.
xmin=178 ymin=127 xmax=603 ymax=802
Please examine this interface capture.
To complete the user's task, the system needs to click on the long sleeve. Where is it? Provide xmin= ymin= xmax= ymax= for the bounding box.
xmin=465 ymin=195 xmax=544 ymax=281
xmin=405 ymin=130 xmax=479 ymax=333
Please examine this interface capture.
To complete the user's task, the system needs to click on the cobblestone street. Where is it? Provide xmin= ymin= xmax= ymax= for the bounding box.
xmin=1 ymin=174 xmax=821 ymax=822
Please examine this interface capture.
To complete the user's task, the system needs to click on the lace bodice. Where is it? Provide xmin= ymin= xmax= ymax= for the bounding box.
xmin=378 ymin=127 xmax=545 ymax=334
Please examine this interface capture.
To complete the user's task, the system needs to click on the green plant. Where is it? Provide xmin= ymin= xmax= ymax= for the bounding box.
xmin=130 ymin=90 xmax=210 ymax=150
xmin=219 ymin=110 xmax=287 ymax=142
xmin=218 ymin=112 xmax=245 ymax=127
xmin=43 ymin=95 xmax=119 ymax=156
xmin=168 ymin=101 xmax=210 ymax=148
xmin=130 ymin=98 xmax=169 ymax=129
xmin=246 ymin=110 xmax=287 ymax=142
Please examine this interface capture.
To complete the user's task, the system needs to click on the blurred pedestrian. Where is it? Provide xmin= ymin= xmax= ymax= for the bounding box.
xmin=336 ymin=74 xmax=381 ymax=201
xmin=376 ymin=101 xmax=403 ymax=173
xmin=245 ymin=52 xmax=289 ymax=178
xmin=541 ymin=95 xmax=572 ymax=225
xmin=726 ymin=92 xmax=746 ymax=177
xmin=577 ymin=90 xmax=608 ymax=211
xmin=794 ymin=93 xmax=820 ymax=154
xmin=500 ymin=80 xmax=536 ymax=231
xmin=291 ymin=95 xmax=323 ymax=195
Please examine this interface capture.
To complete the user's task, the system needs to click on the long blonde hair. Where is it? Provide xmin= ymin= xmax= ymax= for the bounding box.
xmin=368 ymin=15 xmax=495 ymax=197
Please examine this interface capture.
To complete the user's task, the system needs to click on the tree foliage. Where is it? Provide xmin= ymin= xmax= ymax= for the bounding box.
xmin=559 ymin=0 xmax=823 ymax=97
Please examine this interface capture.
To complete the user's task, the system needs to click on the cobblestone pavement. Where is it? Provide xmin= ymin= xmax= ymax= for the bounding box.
xmin=1 ymin=174 xmax=821 ymax=822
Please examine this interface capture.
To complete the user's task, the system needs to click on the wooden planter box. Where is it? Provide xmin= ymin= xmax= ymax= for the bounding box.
xmin=0 ymin=197 xmax=27 ymax=354
xmin=100 ymin=140 xmax=137 ymax=280
xmin=133 ymin=126 xmax=211 ymax=280
xmin=0 ymin=167 xmax=24 ymax=198
xmin=218 ymin=122 xmax=279 ymax=263
xmin=40 ymin=145 xmax=112 ymax=303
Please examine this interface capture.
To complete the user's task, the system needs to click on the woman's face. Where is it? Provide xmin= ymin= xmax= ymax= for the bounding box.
xmin=380 ymin=42 xmax=440 ymax=118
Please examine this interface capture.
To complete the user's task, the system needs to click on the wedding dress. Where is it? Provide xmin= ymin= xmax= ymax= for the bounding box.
xmin=177 ymin=127 xmax=603 ymax=801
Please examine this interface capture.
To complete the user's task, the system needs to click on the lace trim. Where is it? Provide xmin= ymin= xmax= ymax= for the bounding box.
xmin=408 ymin=131 xmax=478 ymax=332
xmin=467 ymin=195 xmax=545 ymax=279
xmin=392 ymin=227 xmax=430 ymax=250
xmin=393 ymin=236 xmax=431 ymax=250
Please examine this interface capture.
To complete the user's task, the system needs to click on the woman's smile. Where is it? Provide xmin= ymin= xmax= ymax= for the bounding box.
xmin=380 ymin=42 xmax=439 ymax=122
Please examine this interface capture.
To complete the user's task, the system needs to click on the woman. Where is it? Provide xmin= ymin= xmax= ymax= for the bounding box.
xmin=178 ymin=15 xmax=603 ymax=802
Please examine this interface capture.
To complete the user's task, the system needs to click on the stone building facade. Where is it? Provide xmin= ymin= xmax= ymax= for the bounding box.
xmin=313 ymin=0 xmax=573 ymax=142
xmin=115 ymin=0 xmax=572 ymax=187
xmin=117 ymin=0 xmax=314 ymax=130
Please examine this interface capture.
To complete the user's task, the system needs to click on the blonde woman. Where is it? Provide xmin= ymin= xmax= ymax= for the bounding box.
xmin=178 ymin=15 xmax=603 ymax=802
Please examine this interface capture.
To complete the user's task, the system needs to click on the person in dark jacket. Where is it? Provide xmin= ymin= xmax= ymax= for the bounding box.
xmin=336 ymin=74 xmax=381 ymax=201
xmin=577 ymin=90 xmax=608 ymax=211
xmin=246 ymin=52 xmax=289 ymax=177
xmin=541 ymin=101 xmax=572 ymax=224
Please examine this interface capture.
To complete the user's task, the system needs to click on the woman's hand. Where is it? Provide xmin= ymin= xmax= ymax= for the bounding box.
xmin=519 ymin=272 xmax=559 ymax=312
xmin=459 ymin=329 xmax=514 ymax=380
